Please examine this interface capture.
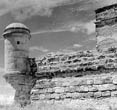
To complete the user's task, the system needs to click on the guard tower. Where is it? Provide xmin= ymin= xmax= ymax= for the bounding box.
xmin=3 ymin=23 xmax=31 ymax=74
xmin=2 ymin=23 xmax=36 ymax=107
xmin=95 ymin=4 xmax=117 ymax=52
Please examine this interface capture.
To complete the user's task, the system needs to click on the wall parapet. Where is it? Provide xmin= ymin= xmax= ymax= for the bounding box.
xmin=31 ymin=48 xmax=117 ymax=103
xmin=36 ymin=49 xmax=117 ymax=78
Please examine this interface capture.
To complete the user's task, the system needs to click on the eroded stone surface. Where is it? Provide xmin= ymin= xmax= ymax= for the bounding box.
xmin=95 ymin=4 xmax=117 ymax=52
xmin=4 ymin=73 xmax=36 ymax=107
xmin=31 ymin=73 xmax=117 ymax=102
xmin=36 ymin=50 xmax=117 ymax=76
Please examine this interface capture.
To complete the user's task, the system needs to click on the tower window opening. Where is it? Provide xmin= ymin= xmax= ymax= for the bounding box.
xmin=17 ymin=41 xmax=20 ymax=44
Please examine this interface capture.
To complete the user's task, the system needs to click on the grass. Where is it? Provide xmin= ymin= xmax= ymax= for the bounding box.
xmin=1 ymin=98 xmax=117 ymax=110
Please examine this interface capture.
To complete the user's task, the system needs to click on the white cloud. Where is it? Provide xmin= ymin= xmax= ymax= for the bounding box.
xmin=68 ymin=20 xmax=95 ymax=35
xmin=0 ymin=0 xmax=117 ymax=21
xmin=73 ymin=44 xmax=83 ymax=48
xmin=31 ymin=20 xmax=95 ymax=35
xmin=31 ymin=28 xmax=68 ymax=35
xmin=84 ymin=20 xmax=96 ymax=35
xmin=0 ymin=0 xmax=79 ymax=21
xmin=59 ymin=43 xmax=83 ymax=54
xmin=30 ymin=46 xmax=49 ymax=52
xmin=59 ymin=49 xmax=76 ymax=54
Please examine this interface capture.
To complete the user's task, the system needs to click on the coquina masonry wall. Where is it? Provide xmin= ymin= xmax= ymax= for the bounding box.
xmin=31 ymin=72 xmax=117 ymax=103
xmin=95 ymin=4 xmax=117 ymax=52
xmin=31 ymin=3 xmax=117 ymax=104
xmin=31 ymin=49 xmax=117 ymax=103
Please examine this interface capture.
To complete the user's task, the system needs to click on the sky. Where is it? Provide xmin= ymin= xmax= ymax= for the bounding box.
xmin=0 ymin=0 xmax=116 ymax=104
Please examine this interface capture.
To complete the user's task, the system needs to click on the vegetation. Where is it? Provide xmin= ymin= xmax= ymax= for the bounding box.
xmin=1 ymin=98 xmax=117 ymax=110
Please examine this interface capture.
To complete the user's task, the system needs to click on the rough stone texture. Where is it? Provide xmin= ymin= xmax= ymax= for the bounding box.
xmin=95 ymin=4 xmax=117 ymax=21
xmin=36 ymin=50 xmax=117 ymax=76
xmin=31 ymin=47 xmax=117 ymax=103
xmin=4 ymin=48 xmax=117 ymax=106
xmin=3 ymin=23 xmax=36 ymax=107
xmin=31 ymin=73 xmax=117 ymax=102
xmin=95 ymin=4 xmax=117 ymax=52
xmin=4 ymin=73 xmax=36 ymax=107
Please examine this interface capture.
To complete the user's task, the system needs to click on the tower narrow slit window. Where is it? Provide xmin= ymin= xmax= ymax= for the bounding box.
xmin=17 ymin=41 xmax=20 ymax=44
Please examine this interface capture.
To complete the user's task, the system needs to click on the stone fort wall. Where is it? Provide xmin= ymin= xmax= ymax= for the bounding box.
xmin=31 ymin=49 xmax=117 ymax=103
xmin=31 ymin=73 xmax=117 ymax=103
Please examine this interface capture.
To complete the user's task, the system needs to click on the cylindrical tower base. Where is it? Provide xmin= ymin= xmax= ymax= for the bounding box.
xmin=4 ymin=74 xmax=36 ymax=107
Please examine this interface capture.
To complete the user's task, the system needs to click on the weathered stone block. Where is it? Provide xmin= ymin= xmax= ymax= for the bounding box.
xmin=51 ymin=94 xmax=60 ymax=100
xmin=65 ymin=93 xmax=73 ymax=98
xmin=70 ymin=78 xmax=86 ymax=86
xmin=31 ymin=89 xmax=39 ymax=95
xmin=54 ymin=81 xmax=63 ymax=87
xmin=78 ymin=79 xmax=87 ymax=85
xmin=60 ymin=93 xmax=66 ymax=99
xmin=64 ymin=87 xmax=69 ymax=92
xmin=86 ymin=79 xmax=94 ymax=85
xmin=63 ymin=99 xmax=71 ymax=103
xmin=37 ymin=89 xmax=48 ymax=94
xmin=79 ymin=86 xmax=89 ymax=93
xmin=113 ymin=76 xmax=117 ymax=84
xmin=65 ymin=86 xmax=77 ymax=93
xmin=102 ymin=76 xmax=113 ymax=84
xmin=39 ymin=94 xmax=46 ymax=100
xmin=31 ymin=95 xmax=39 ymax=100
xmin=88 ymin=85 xmax=98 ymax=92
xmin=36 ymin=80 xmax=55 ymax=89
xmin=49 ymin=82 xmax=56 ymax=88
xmin=70 ymin=78 xmax=87 ymax=86
xmin=94 ymin=78 xmax=103 ymax=85
xmin=79 ymin=92 xmax=94 ymax=98
xmin=108 ymin=84 xmax=117 ymax=91
xmin=101 ymin=91 xmax=111 ymax=97
xmin=94 ymin=92 xmax=102 ymax=98
xmin=34 ymin=84 xmax=44 ymax=89
xmin=62 ymin=81 xmax=71 ymax=86
xmin=45 ymin=94 xmax=51 ymax=100
xmin=54 ymin=87 xmax=65 ymax=93
xmin=86 ymin=92 xmax=94 ymax=98
xmin=98 ymin=84 xmax=117 ymax=91
xmin=111 ymin=91 xmax=117 ymax=97
xmin=78 ymin=93 xmax=87 ymax=98
xmin=72 ymin=93 xmax=81 ymax=99
xmin=47 ymin=88 xmax=54 ymax=93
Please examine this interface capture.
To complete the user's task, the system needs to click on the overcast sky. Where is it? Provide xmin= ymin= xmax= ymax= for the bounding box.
xmin=0 ymin=0 xmax=116 ymax=104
